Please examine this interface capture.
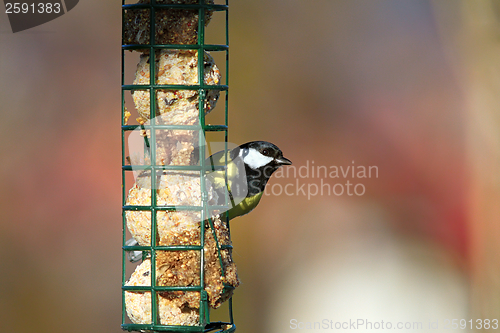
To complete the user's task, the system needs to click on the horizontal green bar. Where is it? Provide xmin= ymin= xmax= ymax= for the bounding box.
xmin=121 ymin=323 xmax=205 ymax=333
xmin=122 ymin=124 xmax=201 ymax=130
xmin=122 ymin=84 xmax=228 ymax=91
xmin=204 ymin=322 xmax=235 ymax=333
xmin=122 ymin=3 xmax=228 ymax=10
xmin=123 ymin=205 xmax=202 ymax=211
xmin=122 ymin=44 xmax=228 ymax=51
xmin=123 ymin=245 xmax=231 ymax=251
xmin=123 ymin=203 xmax=229 ymax=209
xmin=122 ymin=165 xmax=226 ymax=171
xmin=204 ymin=125 xmax=228 ymax=131
xmin=123 ymin=165 xmax=201 ymax=171
xmin=122 ymin=321 xmax=237 ymax=332
xmin=121 ymin=124 xmax=227 ymax=131
xmin=123 ymin=285 xmax=202 ymax=292
xmin=123 ymin=245 xmax=203 ymax=251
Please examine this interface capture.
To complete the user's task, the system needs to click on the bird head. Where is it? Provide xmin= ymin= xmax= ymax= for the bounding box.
xmin=235 ymin=141 xmax=292 ymax=176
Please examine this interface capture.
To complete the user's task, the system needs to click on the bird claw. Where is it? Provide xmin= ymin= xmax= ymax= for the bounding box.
xmin=125 ymin=238 xmax=143 ymax=263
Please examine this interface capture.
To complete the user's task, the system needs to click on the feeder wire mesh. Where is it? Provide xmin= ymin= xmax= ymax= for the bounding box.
xmin=121 ymin=1 xmax=234 ymax=332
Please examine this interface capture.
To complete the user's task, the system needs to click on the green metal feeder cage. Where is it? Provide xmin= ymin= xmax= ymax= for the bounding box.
xmin=121 ymin=1 xmax=234 ymax=332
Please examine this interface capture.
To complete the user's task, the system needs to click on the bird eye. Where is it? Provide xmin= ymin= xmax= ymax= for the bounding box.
xmin=262 ymin=149 xmax=270 ymax=156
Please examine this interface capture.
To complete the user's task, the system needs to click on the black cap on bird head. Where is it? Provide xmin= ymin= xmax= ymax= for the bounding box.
xmin=233 ymin=141 xmax=292 ymax=171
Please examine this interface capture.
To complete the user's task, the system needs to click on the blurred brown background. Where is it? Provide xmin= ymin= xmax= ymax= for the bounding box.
xmin=1 ymin=1 xmax=500 ymax=332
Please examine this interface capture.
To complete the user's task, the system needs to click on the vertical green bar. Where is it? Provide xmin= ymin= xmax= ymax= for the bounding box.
xmin=120 ymin=0 xmax=127 ymax=327
xmin=197 ymin=0 xmax=207 ymax=327
xmin=224 ymin=1 xmax=230 ymax=223
xmin=225 ymin=1 xmax=234 ymax=327
xmin=149 ymin=0 xmax=158 ymax=327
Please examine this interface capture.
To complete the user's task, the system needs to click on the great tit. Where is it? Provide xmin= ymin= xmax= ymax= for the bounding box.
xmin=206 ymin=141 xmax=292 ymax=220
xmin=126 ymin=141 xmax=291 ymax=262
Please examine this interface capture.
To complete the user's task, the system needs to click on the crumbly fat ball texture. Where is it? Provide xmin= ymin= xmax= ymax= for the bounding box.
xmin=155 ymin=215 xmax=239 ymax=309
xmin=126 ymin=171 xmax=218 ymax=245
xmin=123 ymin=0 xmax=214 ymax=46
xmin=125 ymin=259 xmax=200 ymax=326
xmin=123 ymin=0 xmax=238 ymax=326
xmin=124 ymin=218 xmax=239 ymax=325
xmin=129 ymin=49 xmax=220 ymax=166
xmin=125 ymin=171 xmax=239 ymax=321
xmin=133 ymin=49 xmax=221 ymax=122
xmin=132 ymin=50 xmax=221 ymax=165
xmin=129 ymin=130 xmax=197 ymax=166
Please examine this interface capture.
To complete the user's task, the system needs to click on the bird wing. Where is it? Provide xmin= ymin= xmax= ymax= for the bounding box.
xmin=205 ymin=149 xmax=247 ymax=209
xmin=205 ymin=149 xmax=231 ymax=191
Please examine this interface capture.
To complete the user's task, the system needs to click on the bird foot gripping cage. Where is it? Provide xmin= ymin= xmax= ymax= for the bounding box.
xmin=121 ymin=1 xmax=236 ymax=332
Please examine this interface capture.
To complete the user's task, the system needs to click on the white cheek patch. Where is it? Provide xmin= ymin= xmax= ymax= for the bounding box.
xmin=241 ymin=148 xmax=273 ymax=169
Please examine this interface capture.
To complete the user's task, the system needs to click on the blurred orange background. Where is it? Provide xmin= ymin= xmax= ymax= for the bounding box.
xmin=1 ymin=1 xmax=499 ymax=332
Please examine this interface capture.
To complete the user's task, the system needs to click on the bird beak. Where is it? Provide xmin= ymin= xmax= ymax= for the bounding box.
xmin=275 ymin=157 xmax=292 ymax=166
